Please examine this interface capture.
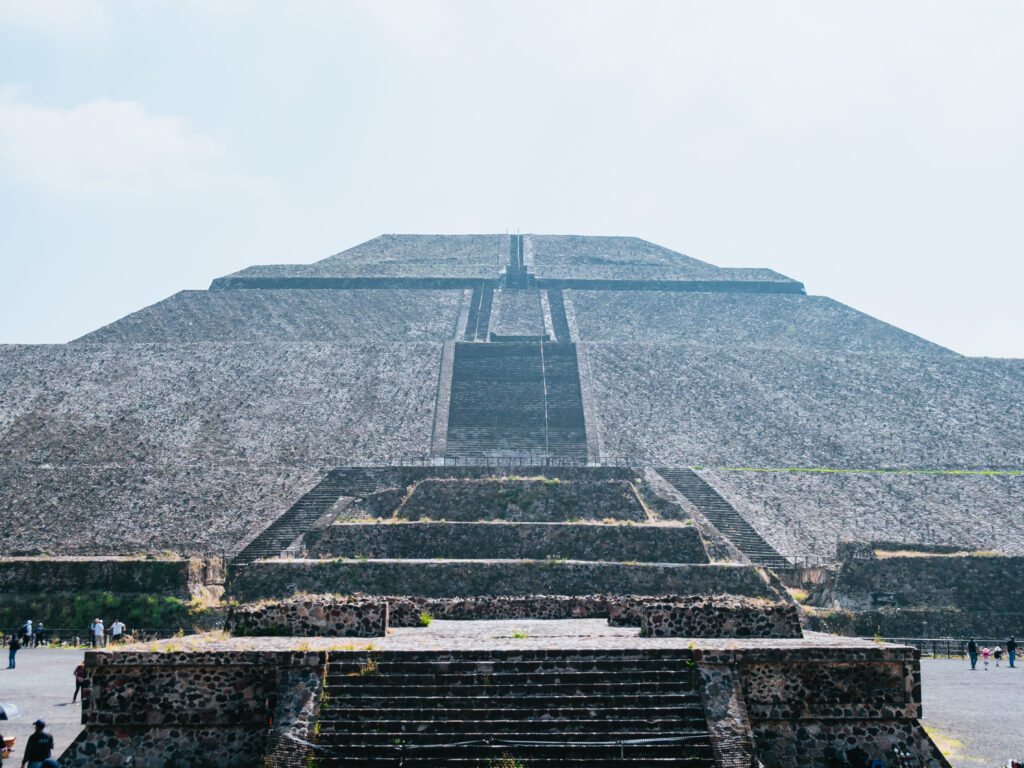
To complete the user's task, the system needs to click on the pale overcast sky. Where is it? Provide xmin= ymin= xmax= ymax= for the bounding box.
xmin=1 ymin=1 xmax=1022 ymax=356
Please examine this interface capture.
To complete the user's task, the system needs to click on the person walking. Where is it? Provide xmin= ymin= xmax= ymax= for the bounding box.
xmin=21 ymin=621 xmax=31 ymax=646
xmin=33 ymin=623 xmax=44 ymax=648
xmin=7 ymin=636 xmax=19 ymax=669
xmin=72 ymin=661 xmax=85 ymax=703
xmin=1008 ymin=636 xmax=1017 ymax=668
xmin=20 ymin=719 xmax=54 ymax=768
xmin=967 ymin=638 xmax=978 ymax=670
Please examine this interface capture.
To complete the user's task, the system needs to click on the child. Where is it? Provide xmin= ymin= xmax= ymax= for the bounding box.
xmin=982 ymin=647 xmax=991 ymax=669
xmin=994 ymin=646 xmax=1003 ymax=666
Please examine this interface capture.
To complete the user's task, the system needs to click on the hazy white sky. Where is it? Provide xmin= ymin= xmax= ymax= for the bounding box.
xmin=1 ymin=1 xmax=1022 ymax=356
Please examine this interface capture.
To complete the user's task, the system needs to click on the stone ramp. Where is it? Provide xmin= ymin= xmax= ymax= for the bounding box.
xmin=314 ymin=648 xmax=714 ymax=767
xmin=656 ymin=469 xmax=784 ymax=566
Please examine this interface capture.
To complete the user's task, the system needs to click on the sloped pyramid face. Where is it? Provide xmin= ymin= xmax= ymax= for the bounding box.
xmin=1 ymin=234 xmax=1021 ymax=560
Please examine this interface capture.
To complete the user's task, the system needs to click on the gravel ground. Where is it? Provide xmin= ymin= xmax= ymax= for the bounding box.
xmin=0 ymin=647 xmax=85 ymax=762
xmin=920 ymin=657 xmax=1022 ymax=767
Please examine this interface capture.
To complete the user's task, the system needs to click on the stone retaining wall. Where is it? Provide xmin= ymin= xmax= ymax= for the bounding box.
xmin=0 ymin=557 xmax=215 ymax=597
xmin=228 ymin=560 xmax=779 ymax=602
xmin=395 ymin=477 xmax=648 ymax=522
xmin=62 ymin=649 xmax=327 ymax=767
xmin=641 ymin=596 xmax=802 ymax=638
xmin=694 ymin=643 xmax=948 ymax=768
xmin=831 ymin=554 xmax=1024 ymax=613
xmin=226 ymin=597 xmax=387 ymax=637
xmin=304 ymin=521 xmax=707 ymax=563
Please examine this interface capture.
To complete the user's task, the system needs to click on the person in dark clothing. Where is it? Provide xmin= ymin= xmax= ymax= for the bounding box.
xmin=21 ymin=719 xmax=54 ymax=768
xmin=967 ymin=638 xmax=978 ymax=670
xmin=7 ymin=637 xmax=19 ymax=669
xmin=1008 ymin=636 xmax=1017 ymax=668
xmin=72 ymin=662 xmax=85 ymax=703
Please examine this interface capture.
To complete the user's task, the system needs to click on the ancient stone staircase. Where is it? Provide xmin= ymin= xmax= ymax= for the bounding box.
xmin=656 ymin=469 xmax=784 ymax=566
xmin=233 ymin=469 xmax=385 ymax=565
xmin=445 ymin=342 xmax=588 ymax=458
xmin=314 ymin=649 xmax=714 ymax=766
xmin=542 ymin=343 xmax=588 ymax=459
xmin=446 ymin=342 xmax=547 ymax=455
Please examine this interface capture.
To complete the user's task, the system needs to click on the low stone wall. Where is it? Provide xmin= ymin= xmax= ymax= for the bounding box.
xmin=695 ymin=642 xmax=948 ymax=768
xmin=62 ymin=649 xmax=327 ymax=767
xmin=387 ymin=594 xmax=736 ymax=627
xmin=228 ymin=560 xmax=779 ymax=602
xmin=388 ymin=594 xmax=609 ymax=625
xmin=641 ymin=596 xmax=802 ymax=638
xmin=226 ymin=596 xmax=388 ymax=637
xmin=304 ymin=521 xmax=708 ymax=563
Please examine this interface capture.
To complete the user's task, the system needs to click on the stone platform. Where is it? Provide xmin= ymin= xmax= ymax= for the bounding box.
xmin=63 ymin=620 xmax=950 ymax=768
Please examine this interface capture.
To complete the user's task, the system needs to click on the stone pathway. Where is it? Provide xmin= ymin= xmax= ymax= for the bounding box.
xmin=919 ymin=657 xmax=1023 ymax=767
xmin=0 ymin=647 xmax=85 ymax=761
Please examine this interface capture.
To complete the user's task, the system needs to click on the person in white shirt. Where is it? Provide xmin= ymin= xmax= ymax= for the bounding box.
xmin=109 ymin=619 xmax=126 ymax=644
xmin=91 ymin=619 xmax=105 ymax=648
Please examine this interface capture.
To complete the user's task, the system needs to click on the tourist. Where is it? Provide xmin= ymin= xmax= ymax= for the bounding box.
xmin=982 ymin=646 xmax=991 ymax=669
xmin=20 ymin=719 xmax=54 ymax=768
xmin=90 ymin=619 xmax=104 ymax=649
xmin=7 ymin=636 xmax=19 ymax=669
xmin=72 ymin=661 xmax=85 ymax=703
xmin=967 ymin=638 xmax=978 ymax=669
xmin=994 ymin=646 xmax=1003 ymax=666
xmin=21 ymin=620 xmax=31 ymax=645
xmin=33 ymin=622 xmax=44 ymax=648
xmin=109 ymin=618 xmax=126 ymax=644
xmin=1008 ymin=636 xmax=1017 ymax=668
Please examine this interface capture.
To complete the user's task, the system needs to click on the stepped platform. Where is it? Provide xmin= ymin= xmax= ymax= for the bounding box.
xmin=226 ymin=560 xmax=775 ymax=603
xmin=63 ymin=620 xmax=949 ymax=768
xmin=303 ymin=521 xmax=709 ymax=563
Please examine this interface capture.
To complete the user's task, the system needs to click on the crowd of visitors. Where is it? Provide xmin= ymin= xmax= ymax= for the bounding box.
xmin=966 ymin=636 xmax=1017 ymax=669
xmin=4 ymin=618 xmax=130 ymax=661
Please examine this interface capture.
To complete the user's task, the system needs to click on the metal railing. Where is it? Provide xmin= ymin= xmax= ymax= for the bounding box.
xmin=862 ymin=636 xmax=1017 ymax=658
xmin=1 ymin=627 xmax=202 ymax=647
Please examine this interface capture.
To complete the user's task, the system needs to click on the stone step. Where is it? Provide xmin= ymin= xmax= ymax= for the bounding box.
xmin=326 ymin=670 xmax=696 ymax=687
xmin=326 ymin=706 xmax=703 ymax=722
xmin=318 ymin=720 xmax=708 ymax=736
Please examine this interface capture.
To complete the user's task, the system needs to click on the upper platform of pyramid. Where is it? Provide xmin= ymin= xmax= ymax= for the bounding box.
xmin=211 ymin=234 xmax=802 ymax=288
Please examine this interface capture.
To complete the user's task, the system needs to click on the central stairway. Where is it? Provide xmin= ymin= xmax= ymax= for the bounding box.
xmin=314 ymin=649 xmax=714 ymax=766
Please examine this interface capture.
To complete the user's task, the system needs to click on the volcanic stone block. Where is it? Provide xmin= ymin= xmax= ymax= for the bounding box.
xmin=226 ymin=596 xmax=388 ymax=637
xmin=641 ymin=596 xmax=802 ymax=638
